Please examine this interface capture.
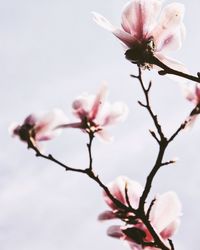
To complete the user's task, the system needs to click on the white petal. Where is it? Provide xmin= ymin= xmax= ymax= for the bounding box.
xmin=35 ymin=109 xmax=68 ymax=141
xmin=101 ymin=102 xmax=129 ymax=126
xmin=150 ymin=191 xmax=182 ymax=233
xmin=96 ymin=129 xmax=113 ymax=142
xmin=155 ymin=53 xmax=189 ymax=83
xmin=156 ymin=22 xmax=185 ymax=52
xmin=92 ymin=11 xmax=116 ymax=32
xmin=92 ymin=12 xmax=136 ymax=47
xmin=152 ymin=3 xmax=185 ymax=50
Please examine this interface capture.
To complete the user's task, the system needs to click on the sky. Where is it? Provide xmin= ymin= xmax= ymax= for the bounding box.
xmin=0 ymin=0 xmax=200 ymax=249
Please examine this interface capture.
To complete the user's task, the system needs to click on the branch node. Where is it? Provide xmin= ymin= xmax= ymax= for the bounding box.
xmin=138 ymin=100 xmax=146 ymax=107
xmin=147 ymin=81 xmax=152 ymax=92
xmin=130 ymin=74 xmax=139 ymax=79
xmin=158 ymin=70 xmax=167 ymax=75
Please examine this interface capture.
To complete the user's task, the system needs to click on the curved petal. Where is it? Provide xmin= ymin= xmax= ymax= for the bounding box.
xmin=92 ymin=11 xmax=116 ymax=32
xmin=121 ymin=0 xmax=161 ymax=39
xmin=156 ymin=22 xmax=185 ymax=52
xmin=89 ymin=84 xmax=108 ymax=120
xmin=92 ymin=12 xmax=136 ymax=47
xmin=155 ymin=53 xmax=188 ymax=83
xmin=149 ymin=191 xmax=182 ymax=233
xmin=35 ymin=109 xmax=68 ymax=141
xmin=98 ymin=210 xmax=116 ymax=221
xmin=24 ymin=114 xmax=37 ymax=126
xmin=72 ymin=95 xmax=93 ymax=119
xmin=101 ymin=102 xmax=129 ymax=126
xmin=182 ymin=84 xmax=200 ymax=105
xmin=152 ymin=3 xmax=185 ymax=50
xmin=128 ymin=241 xmax=143 ymax=250
xmin=96 ymin=129 xmax=113 ymax=142
xmin=104 ymin=176 xmax=143 ymax=210
xmin=107 ymin=225 xmax=124 ymax=238
xmin=160 ymin=219 xmax=180 ymax=239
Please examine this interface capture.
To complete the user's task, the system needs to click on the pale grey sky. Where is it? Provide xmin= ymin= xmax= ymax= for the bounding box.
xmin=0 ymin=0 xmax=200 ymax=249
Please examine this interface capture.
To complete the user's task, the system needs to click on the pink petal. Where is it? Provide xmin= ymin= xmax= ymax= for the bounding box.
xmin=98 ymin=210 xmax=116 ymax=221
xmin=104 ymin=176 xmax=143 ymax=210
xmin=89 ymin=84 xmax=108 ymax=120
xmin=182 ymin=84 xmax=200 ymax=106
xmin=35 ymin=109 xmax=68 ymax=141
xmin=128 ymin=241 xmax=143 ymax=250
xmin=107 ymin=225 xmax=124 ymax=238
xmin=96 ymin=129 xmax=113 ymax=142
xmin=155 ymin=53 xmax=188 ymax=83
xmin=72 ymin=96 xmax=91 ymax=119
xmin=160 ymin=219 xmax=180 ymax=239
xmin=56 ymin=122 xmax=82 ymax=129
xmin=152 ymin=3 xmax=185 ymax=50
xmin=24 ymin=114 xmax=37 ymax=126
xmin=92 ymin=12 xmax=136 ymax=47
xmin=121 ymin=0 xmax=161 ymax=38
xmin=92 ymin=11 xmax=116 ymax=32
xmin=156 ymin=23 xmax=185 ymax=52
xmin=101 ymin=102 xmax=129 ymax=126
xmin=149 ymin=191 xmax=182 ymax=234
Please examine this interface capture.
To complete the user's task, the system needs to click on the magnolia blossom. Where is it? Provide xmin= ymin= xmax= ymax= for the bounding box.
xmin=58 ymin=85 xmax=128 ymax=141
xmin=99 ymin=176 xmax=182 ymax=249
xmin=185 ymin=84 xmax=200 ymax=105
xmin=183 ymin=84 xmax=200 ymax=126
xmin=93 ymin=0 xmax=186 ymax=72
xmin=10 ymin=109 xmax=68 ymax=147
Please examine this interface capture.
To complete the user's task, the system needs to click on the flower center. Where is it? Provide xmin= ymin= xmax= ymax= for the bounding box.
xmin=19 ymin=124 xmax=35 ymax=142
xmin=125 ymin=37 xmax=155 ymax=68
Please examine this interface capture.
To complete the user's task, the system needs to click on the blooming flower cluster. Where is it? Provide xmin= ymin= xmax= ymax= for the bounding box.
xmin=10 ymin=0 xmax=199 ymax=249
xmin=93 ymin=0 xmax=186 ymax=71
xmin=10 ymin=85 xmax=128 ymax=147
xmin=99 ymin=176 xmax=182 ymax=250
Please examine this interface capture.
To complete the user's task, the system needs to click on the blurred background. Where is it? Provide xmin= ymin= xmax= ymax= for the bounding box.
xmin=0 ymin=0 xmax=200 ymax=249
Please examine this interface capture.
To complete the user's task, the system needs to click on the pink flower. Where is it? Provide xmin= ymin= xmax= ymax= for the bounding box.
xmin=10 ymin=109 xmax=68 ymax=146
xmin=58 ymin=85 xmax=128 ymax=141
xmin=183 ymin=84 xmax=200 ymax=127
xmin=185 ymin=84 xmax=200 ymax=105
xmin=93 ymin=0 xmax=186 ymax=72
xmin=99 ymin=176 xmax=182 ymax=249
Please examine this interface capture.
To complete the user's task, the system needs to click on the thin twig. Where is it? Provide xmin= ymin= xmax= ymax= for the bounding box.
xmin=87 ymin=132 xmax=94 ymax=170
xmin=160 ymin=160 xmax=176 ymax=167
xmin=168 ymin=239 xmax=175 ymax=250
xmin=150 ymin=55 xmax=200 ymax=84
xmin=146 ymin=198 xmax=156 ymax=219
xmin=168 ymin=120 xmax=188 ymax=143
xmin=28 ymin=140 xmax=86 ymax=174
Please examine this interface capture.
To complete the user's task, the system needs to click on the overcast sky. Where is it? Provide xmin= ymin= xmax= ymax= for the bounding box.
xmin=0 ymin=0 xmax=200 ymax=249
